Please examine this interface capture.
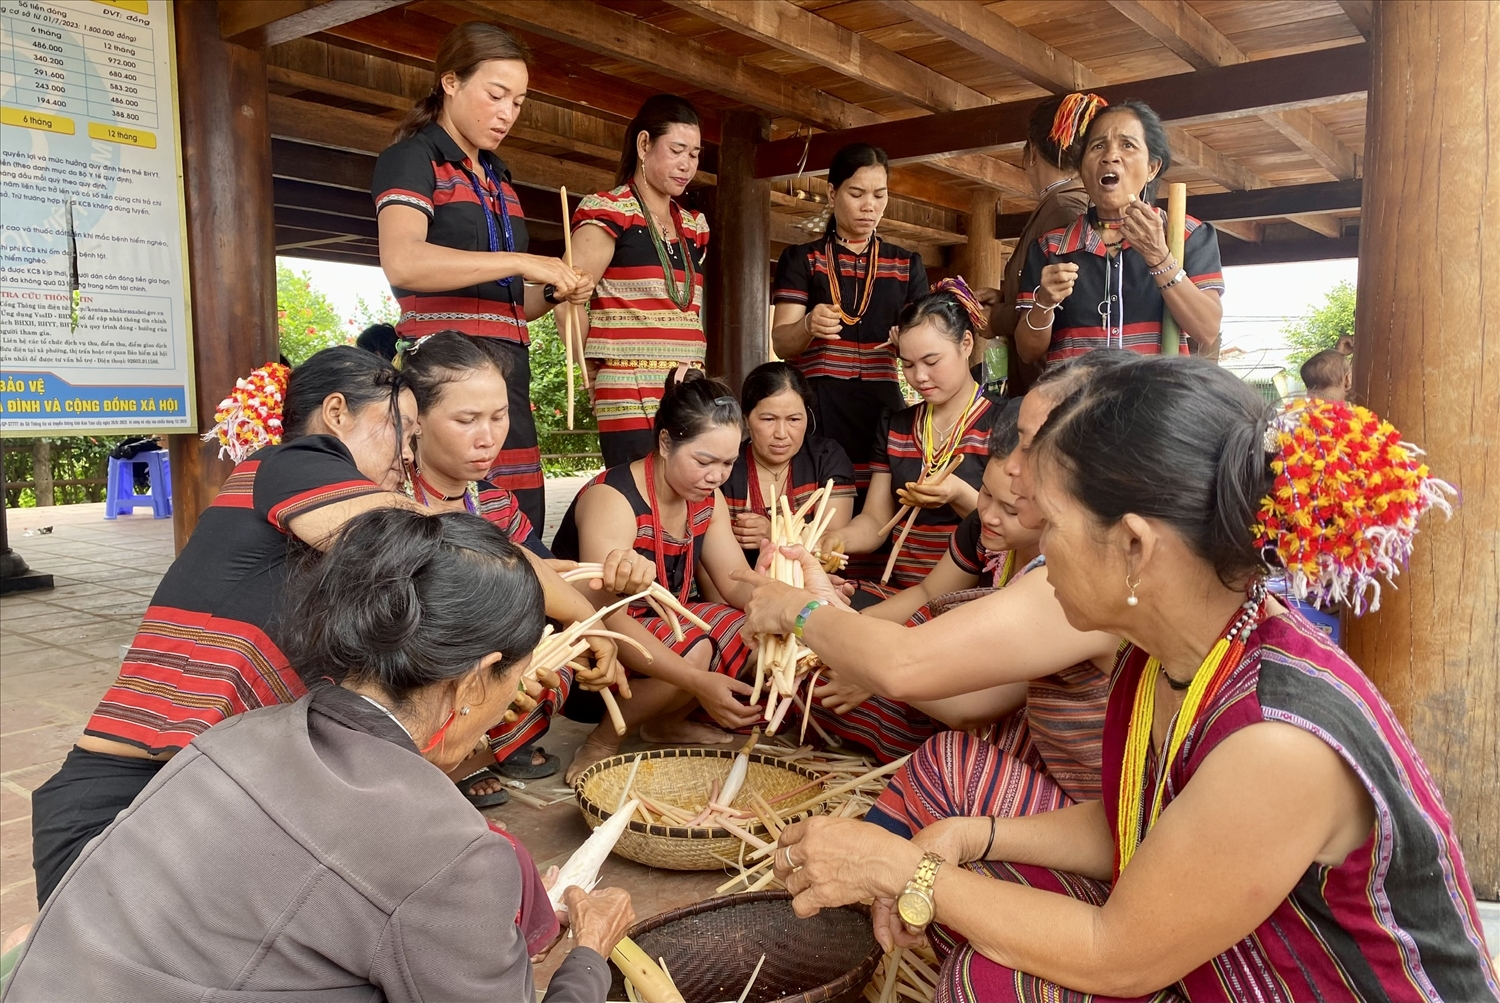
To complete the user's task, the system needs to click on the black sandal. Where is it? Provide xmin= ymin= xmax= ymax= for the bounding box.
xmin=456 ymin=766 xmax=510 ymax=808
xmin=496 ymin=743 xmax=561 ymax=780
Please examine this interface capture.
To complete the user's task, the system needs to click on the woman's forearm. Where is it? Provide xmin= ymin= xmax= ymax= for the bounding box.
xmin=771 ymin=317 xmax=815 ymax=359
xmin=1160 ymin=282 xmax=1222 ymax=348
xmin=1015 ymin=306 xmax=1054 ymax=363
xmin=601 ymin=610 xmax=703 ymax=692
xmin=835 ymin=512 xmax=890 ymax=555
xmin=946 ymin=480 xmax=979 ymax=518
xmin=381 ymin=239 xmax=537 ymax=293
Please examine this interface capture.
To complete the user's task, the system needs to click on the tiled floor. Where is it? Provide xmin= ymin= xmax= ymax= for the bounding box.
xmin=0 ymin=476 xmax=727 ymax=988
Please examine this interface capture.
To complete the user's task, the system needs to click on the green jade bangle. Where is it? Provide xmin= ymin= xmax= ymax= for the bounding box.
xmin=793 ymin=599 xmax=826 ymax=639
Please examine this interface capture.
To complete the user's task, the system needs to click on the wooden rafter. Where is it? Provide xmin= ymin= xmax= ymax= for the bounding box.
xmin=448 ymin=0 xmax=1029 ymax=195
xmin=755 ymin=44 xmax=1370 ymax=178
xmin=220 ymin=0 xmax=407 ymax=47
xmin=1337 ymin=0 xmax=1374 ymax=40
xmin=1107 ymin=0 xmax=1358 ymax=181
xmin=665 ymin=0 xmax=989 ymax=113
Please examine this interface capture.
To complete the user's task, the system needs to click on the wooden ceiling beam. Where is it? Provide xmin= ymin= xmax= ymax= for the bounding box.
xmin=1287 ymin=214 xmax=1345 ymax=239
xmin=1164 ymin=127 xmax=1269 ymax=192
xmin=1107 ymin=0 xmax=1358 ymax=181
xmin=1215 ymin=221 xmax=1263 ymax=244
xmin=757 ymin=44 xmax=1369 ymax=178
xmin=448 ymin=0 xmax=1025 ymax=195
xmin=1337 ymin=0 xmax=1374 ymax=40
xmin=1218 ymin=234 xmax=1359 ymax=267
xmin=665 ymin=0 xmax=989 ymax=113
xmin=882 ymin=0 xmax=1102 ymax=93
xmin=220 ymin=0 xmax=407 ymax=47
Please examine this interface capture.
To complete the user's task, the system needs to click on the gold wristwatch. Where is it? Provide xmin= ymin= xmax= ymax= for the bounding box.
xmin=896 ymin=852 xmax=943 ymax=929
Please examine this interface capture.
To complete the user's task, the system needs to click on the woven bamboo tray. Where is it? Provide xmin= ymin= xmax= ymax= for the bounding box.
xmin=607 ymin=891 xmax=882 ymax=1003
xmin=575 ymin=748 xmax=826 ymax=871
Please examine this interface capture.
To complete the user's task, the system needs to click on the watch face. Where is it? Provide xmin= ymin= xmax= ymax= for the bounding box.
xmin=897 ymin=889 xmax=934 ymax=928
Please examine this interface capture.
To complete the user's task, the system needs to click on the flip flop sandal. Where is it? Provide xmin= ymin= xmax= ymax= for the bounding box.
xmin=456 ymin=766 xmax=510 ymax=809
xmin=496 ymin=744 xmax=561 ymax=780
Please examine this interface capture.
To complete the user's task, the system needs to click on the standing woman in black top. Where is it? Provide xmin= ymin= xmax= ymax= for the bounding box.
xmin=372 ymin=22 xmax=593 ymax=532
xmin=770 ymin=144 xmax=928 ymax=503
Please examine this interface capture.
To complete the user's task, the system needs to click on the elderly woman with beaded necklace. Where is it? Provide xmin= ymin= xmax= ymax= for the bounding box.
xmin=759 ymin=356 xmax=1492 ymax=1003
xmin=570 ymin=95 xmax=710 ymax=469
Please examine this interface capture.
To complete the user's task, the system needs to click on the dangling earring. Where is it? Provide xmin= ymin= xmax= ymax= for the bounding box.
xmin=1126 ymin=574 xmax=1141 ymax=607
xmin=421 ymin=710 xmax=457 ymax=753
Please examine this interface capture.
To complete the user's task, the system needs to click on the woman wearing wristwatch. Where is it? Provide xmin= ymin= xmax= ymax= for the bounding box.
xmin=569 ymin=95 xmax=710 ymax=468
xmin=770 ymin=143 xmax=928 ymax=505
xmin=1014 ymin=99 xmax=1225 ymax=365
xmin=373 ymin=22 xmax=593 ymax=532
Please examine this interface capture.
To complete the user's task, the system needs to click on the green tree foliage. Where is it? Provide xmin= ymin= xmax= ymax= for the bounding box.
xmin=4 ymin=436 xmax=124 ymax=507
xmin=1282 ymin=280 xmax=1356 ymax=369
xmin=527 ymin=312 xmax=601 ymax=474
xmin=276 ymin=264 xmax=351 ymax=364
xmin=353 ymin=291 xmax=401 ymax=330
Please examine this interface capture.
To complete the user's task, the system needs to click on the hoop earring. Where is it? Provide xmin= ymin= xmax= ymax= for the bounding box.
xmin=1126 ymin=574 xmax=1141 ymax=607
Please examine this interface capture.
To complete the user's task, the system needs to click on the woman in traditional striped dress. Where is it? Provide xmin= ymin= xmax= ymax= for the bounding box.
xmin=720 ymin=362 xmax=856 ymax=568
xmin=768 ymin=356 xmax=1495 ymax=1003
xmin=570 ymin=95 xmax=709 ymax=468
xmin=817 ymin=287 xmax=998 ymax=605
xmin=741 ymin=358 xmax=1121 ymax=779
xmin=395 ymin=331 xmax=652 ymax=793
xmin=552 ymin=371 xmax=765 ymax=780
xmin=28 ymin=349 xmax=418 ymax=907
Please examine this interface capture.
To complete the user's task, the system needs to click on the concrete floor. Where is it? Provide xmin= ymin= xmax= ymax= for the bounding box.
xmin=4 ymin=485 xmax=1498 ymax=980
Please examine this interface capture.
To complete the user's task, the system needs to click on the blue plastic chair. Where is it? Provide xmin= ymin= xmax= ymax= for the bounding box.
xmin=104 ymin=449 xmax=172 ymax=519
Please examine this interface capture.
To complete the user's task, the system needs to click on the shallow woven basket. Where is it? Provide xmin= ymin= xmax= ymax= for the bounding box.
xmin=607 ymin=891 xmax=882 ymax=1003
xmin=575 ymin=748 xmax=826 ymax=871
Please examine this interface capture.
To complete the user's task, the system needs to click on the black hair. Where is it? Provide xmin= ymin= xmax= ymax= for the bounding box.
xmin=826 ymin=143 xmax=890 ymax=238
xmin=1027 ymin=94 xmax=1085 ymax=171
xmin=1082 ymin=100 xmax=1173 ymax=203
xmin=282 ymin=345 xmax=402 ymax=441
xmin=1300 ymin=349 xmax=1348 ymax=393
xmin=1031 ymin=348 xmax=1137 ymax=403
xmin=356 ymin=323 xmax=399 ymax=363
xmin=398 ymin=331 xmax=510 ymax=414
xmin=282 ymin=508 xmax=545 ymax=706
xmin=741 ymin=361 xmax=816 ymax=417
xmin=1032 ymin=355 xmax=1275 ymax=588
xmin=617 ymin=94 xmax=701 ymax=187
xmin=396 ymin=22 xmax=530 ymax=143
xmin=987 ymin=397 xmax=1024 ymax=459
xmin=655 ymin=368 xmax=741 ymax=448
xmin=895 ymin=291 xmax=973 ymax=346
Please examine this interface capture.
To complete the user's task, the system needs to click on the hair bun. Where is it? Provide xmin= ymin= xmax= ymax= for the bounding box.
xmin=1254 ymin=399 xmax=1456 ymax=614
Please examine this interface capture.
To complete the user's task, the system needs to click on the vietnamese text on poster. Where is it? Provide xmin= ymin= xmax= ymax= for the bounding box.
xmin=0 ymin=0 xmax=194 ymax=434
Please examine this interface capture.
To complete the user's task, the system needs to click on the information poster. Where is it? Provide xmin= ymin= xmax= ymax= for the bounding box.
xmin=0 ymin=0 xmax=193 ymax=435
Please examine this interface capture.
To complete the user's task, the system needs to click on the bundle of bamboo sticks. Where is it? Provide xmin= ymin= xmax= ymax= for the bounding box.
xmin=864 ymin=944 xmax=941 ymax=1003
xmin=752 ymin=481 xmax=846 ymax=738
xmin=878 ymin=454 xmax=965 ymax=585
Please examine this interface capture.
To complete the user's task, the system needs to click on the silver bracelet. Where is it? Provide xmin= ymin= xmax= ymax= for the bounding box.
xmin=1030 ymin=285 xmax=1059 ymax=311
xmin=1159 ymin=269 xmax=1188 ymax=290
xmin=1024 ymin=305 xmax=1055 ymax=330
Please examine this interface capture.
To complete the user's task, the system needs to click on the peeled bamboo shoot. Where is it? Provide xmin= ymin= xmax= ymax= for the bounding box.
xmin=547 ymin=798 xmax=639 ymax=913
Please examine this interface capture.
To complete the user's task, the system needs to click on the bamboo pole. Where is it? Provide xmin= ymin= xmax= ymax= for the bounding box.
xmin=1159 ymin=182 xmax=1187 ymax=357
xmin=560 ymin=186 xmax=577 ymax=429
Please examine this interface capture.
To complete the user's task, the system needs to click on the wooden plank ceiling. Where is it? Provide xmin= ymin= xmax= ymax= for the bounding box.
xmin=251 ymin=0 xmax=1370 ymax=270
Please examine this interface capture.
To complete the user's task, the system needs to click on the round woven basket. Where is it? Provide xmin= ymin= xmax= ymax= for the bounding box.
xmin=607 ymin=891 xmax=883 ymax=1003
xmin=574 ymin=748 xmax=826 ymax=871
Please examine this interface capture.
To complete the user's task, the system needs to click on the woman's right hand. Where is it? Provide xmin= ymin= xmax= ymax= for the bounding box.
xmin=516 ymin=254 xmax=592 ymax=299
xmin=691 ymin=672 xmax=763 ymax=730
xmin=1037 ymin=262 xmax=1079 ymax=309
xmin=806 ymin=302 xmax=843 ymax=340
xmin=813 ymin=670 xmax=871 ymax=715
xmin=563 ymin=885 xmax=635 ymax=959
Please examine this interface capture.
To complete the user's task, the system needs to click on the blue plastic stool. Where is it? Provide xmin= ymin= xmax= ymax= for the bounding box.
xmin=105 ymin=449 xmax=172 ymax=519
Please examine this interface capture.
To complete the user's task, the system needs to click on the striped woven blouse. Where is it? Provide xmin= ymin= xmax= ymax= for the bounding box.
xmin=1016 ymin=208 xmax=1224 ymax=363
xmin=868 ymin=395 xmax=997 ymax=590
xmin=573 ymin=185 xmax=709 ymax=364
xmin=721 ymin=436 xmax=856 ymax=565
xmin=371 ymin=122 xmax=531 ymax=345
xmin=773 ymin=237 xmax=927 ymax=382
xmin=85 ymin=437 xmax=383 ymax=754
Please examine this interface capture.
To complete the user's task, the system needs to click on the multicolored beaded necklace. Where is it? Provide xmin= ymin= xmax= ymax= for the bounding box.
xmin=1115 ymin=580 xmax=1268 ymax=877
xmin=633 ymin=184 xmax=696 ymax=311
xmin=404 ymin=465 xmax=479 ymax=514
xmin=918 ymin=382 xmax=985 ymax=476
xmin=744 ymin=445 xmax=791 ymax=518
xmin=642 ymin=452 xmax=705 ymax=604
xmin=826 ymin=231 xmax=881 ymax=325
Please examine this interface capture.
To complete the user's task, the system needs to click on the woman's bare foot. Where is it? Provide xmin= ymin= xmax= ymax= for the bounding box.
xmin=638 ymin=719 xmax=733 ymax=745
xmin=565 ymin=734 xmax=621 ymax=785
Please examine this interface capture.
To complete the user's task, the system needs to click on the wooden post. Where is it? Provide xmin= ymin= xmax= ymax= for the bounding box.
xmin=1347 ymin=0 xmax=1499 ymax=897
xmin=705 ymin=110 xmax=770 ymax=392
xmin=166 ymin=0 xmax=279 ymax=552
xmin=962 ymin=191 xmax=1003 ymax=370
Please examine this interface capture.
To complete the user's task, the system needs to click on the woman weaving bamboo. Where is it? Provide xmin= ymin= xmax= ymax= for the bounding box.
xmin=396 ymin=331 xmax=654 ymax=792
xmin=741 ymin=354 xmax=1124 ymax=781
xmin=765 ymin=356 xmax=1495 ymax=1003
xmin=552 ymin=371 xmax=765 ymax=781
xmin=1014 ymin=96 xmax=1224 ymax=364
xmin=816 ymin=283 xmax=998 ymax=604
